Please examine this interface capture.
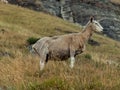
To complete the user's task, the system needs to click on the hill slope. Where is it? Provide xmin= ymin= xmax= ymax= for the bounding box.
xmin=8 ymin=0 xmax=120 ymax=41
xmin=0 ymin=3 xmax=120 ymax=90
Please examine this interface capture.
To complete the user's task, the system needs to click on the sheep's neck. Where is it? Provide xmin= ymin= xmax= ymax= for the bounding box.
xmin=81 ymin=25 xmax=93 ymax=42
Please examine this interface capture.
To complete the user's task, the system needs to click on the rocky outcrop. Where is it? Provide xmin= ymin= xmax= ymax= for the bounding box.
xmin=100 ymin=18 xmax=120 ymax=41
xmin=8 ymin=0 xmax=120 ymax=41
xmin=60 ymin=0 xmax=74 ymax=22
xmin=40 ymin=0 xmax=61 ymax=16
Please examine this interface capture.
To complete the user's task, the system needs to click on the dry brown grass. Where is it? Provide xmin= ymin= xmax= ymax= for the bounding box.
xmin=0 ymin=3 xmax=120 ymax=90
xmin=0 ymin=54 xmax=120 ymax=90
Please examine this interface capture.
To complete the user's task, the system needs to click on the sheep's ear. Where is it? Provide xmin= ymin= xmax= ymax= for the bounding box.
xmin=90 ymin=16 xmax=94 ymax=22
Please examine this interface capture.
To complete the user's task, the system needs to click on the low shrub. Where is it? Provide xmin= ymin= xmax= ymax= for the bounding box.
xmin=27 ymin=37 xmax=39 ymax=45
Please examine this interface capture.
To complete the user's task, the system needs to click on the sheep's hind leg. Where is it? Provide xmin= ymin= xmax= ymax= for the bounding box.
xmin=39 ymin=44 xmax=49 ymax=71
xmin=40 ymin=59 xmax=45 ymax=71
xmin=39 ymin=55 xmax=46 ymax=71
xmin=70 ymin=56 xmax=75 ymax=68
xmin=40 ymin=53 xmax=49 ymax=71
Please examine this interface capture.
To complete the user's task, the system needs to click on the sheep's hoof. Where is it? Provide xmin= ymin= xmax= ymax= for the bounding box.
xmin=39 ymin=70 xmax=45 ymax=76
xmin=33 ymin=71 xmax=44 ymax=77
xmin=70 ymin=65 xmax=74 ymax=69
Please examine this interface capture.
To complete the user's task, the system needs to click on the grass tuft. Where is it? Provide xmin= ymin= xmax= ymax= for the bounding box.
xmin=84 ymin=53 xmax=92 ymax=60
xmin=27 ymin=37 xmax=40 ymax=45
xmin=27 ymin=77 xmax=70 ymax=90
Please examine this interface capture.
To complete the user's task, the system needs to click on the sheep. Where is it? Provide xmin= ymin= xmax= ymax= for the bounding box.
xmin=32 ymin=17 xmax=103 ymax=71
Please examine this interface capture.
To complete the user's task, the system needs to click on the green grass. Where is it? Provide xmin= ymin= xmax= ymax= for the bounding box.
xmin=0 ymin=2 xmax=120 ymax=90
xmin=27 ymin=37 xmax=40 ymax=45
xmin=26 ymin=77 xmax=70 ymax=90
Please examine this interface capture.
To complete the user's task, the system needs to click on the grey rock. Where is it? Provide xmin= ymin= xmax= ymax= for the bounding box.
xmin=100 ymin=19 xmax=120 ymax=41
xmin=0 ymin=51 xmax=12 ymax=57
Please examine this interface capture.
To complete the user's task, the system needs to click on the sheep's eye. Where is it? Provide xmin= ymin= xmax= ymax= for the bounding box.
xmin=95 ymin=23 xmax=99 ymax=26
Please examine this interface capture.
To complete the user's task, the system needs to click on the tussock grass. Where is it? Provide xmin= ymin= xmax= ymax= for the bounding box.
xmin=0 ymin=3 xmax=120 ymax=90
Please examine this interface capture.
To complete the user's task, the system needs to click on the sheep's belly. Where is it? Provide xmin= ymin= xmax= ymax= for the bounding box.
xmin=49 ymin=50 xmax=70 ymax=60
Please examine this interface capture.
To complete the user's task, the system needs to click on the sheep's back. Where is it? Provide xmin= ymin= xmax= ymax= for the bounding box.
xmin=32 ymin=37 xmax=51 ymax=55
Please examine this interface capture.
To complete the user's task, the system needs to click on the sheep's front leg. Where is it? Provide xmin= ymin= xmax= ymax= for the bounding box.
xmin=70 ymin=56 xmax=75 ymax=68
xmin=70 ymin=47 xmax=75 ymax=68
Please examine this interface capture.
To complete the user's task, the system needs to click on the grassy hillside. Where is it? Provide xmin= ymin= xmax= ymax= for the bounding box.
xmin=0 ymin=2 xmax=120 ymax=90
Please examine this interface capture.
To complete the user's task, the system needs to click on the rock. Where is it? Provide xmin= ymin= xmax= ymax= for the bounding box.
xmin=100 ymin=18 xmax=120 ymax=41
xmin=60 ymin=0 xmax=74 ymax=22
xmin=0 ymin=51 xmax=12 ymax=57
xmin=40 ymin=0 xmax=61 ymax=16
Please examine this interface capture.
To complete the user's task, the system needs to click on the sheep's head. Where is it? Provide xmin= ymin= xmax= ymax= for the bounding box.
xmin=90 ymin=17 xmax=103 ymax=32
